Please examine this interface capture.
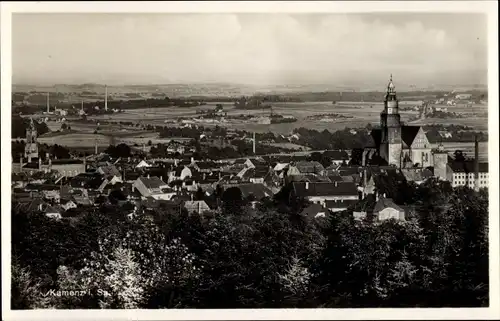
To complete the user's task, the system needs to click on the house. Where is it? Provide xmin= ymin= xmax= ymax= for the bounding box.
xmin=70 ymin=172 xmax=106 ymax=191
xmin=401 ymin=168 xmax=433 ymax=185
xmin=168 ymin=166 xmax=192 ymax=182
xmin=136 ymin=160 xmax=152 ymax=168
xmin=45 ymin=205 xmax=63 ymax=219
xmin=447 ymin=161 xmax=489 ymax=189
xmin=325 ymin=199 xmax=359 ymax=212
xmin=184 ymin=200 xmax=211 ymax=214
xmin=287 ymin=161 xmax=325 ymax=176
xmin=273 ymin=162 xmax=289 ymax=172
xmin=133 ymin=176 xmax=176 ymax=200
xmin=97 ymin=165 xmax=122 ymax=183
xmin=237 ymin=166 xmax=271 ymax=184
xmin=300 ymin=203 xmax=329 ymax=219
xmin=291 ymin=181 xmax=359 ymax=207
xmin=228 ymin=183 xmax=274 ymax=200
xmin=322 ymin=150 xmax=349 ymax=165
xmin=192 ymin=161 xmax=220 ymax=173
xmin=373 ymin=197 xmax=405 ymax=221
xmin=61 ymin=199 xmax=78 ymax=211
xmin=165 ymin=141 xmax=186 ymax=154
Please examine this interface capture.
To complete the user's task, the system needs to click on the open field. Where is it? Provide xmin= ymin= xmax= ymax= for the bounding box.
xmin=37 ymin=131 xmax=190 ymax=148
xmin=410 ymin=118 xmax=488 ymax=131
xmin=264 ymin=142 xmax=311 ymax=151
xmin=87 ymin=101 xmax=421 ymax=135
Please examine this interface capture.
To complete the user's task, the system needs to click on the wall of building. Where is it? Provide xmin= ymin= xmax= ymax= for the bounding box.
xmin=41 ymin=164 xmax=85 ymax=177
xmin=433 ymin=153 xmax=448 ymax=180
xmin=388 ymin=143 xmax=402 ymax=166
xmin=377 ymin=208 xmax=405 ymax=221
xmin=452 ymin=172 xmax=489 ymax=189
xmin=307 ymin=195 xmax=359 ymax=206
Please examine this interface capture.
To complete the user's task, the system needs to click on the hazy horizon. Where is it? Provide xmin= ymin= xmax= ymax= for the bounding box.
xmin=12 ymin=13 xmax=488 ymax=87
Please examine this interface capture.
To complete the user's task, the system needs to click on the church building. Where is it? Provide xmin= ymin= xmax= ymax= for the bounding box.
xmin=369 ymin=75 xmax=435 ymax=169
xmin=25 ymin=118 xmax=39 ymax=163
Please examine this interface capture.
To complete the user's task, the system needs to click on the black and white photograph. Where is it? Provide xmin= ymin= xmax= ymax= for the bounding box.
xmin=1 ymin=1 xmax=499 ymax=320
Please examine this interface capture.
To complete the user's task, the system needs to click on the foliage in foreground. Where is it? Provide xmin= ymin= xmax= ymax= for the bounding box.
xmin=11 ymin=180 xmax=488 ymax=309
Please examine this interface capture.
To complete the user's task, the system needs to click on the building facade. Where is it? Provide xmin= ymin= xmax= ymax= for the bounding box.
xmin=371 ymin=75 xmax=438 ymax=169
xmin=24 ymin=118 xmax=39 ymax=162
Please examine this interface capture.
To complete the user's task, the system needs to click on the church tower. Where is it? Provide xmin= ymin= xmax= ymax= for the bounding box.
xmin=379 ymin=74 xmax=402 ymax=166
xmin=24 ymin=117 xmax=39 ymax=162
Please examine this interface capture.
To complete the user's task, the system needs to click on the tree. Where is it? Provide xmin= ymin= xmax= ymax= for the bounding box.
xmin=195 ymin=187 xmax=204 ymax=201
xmin=454 ymin=150 xmax=466 ymax=162
xmin=349 ymin=148 xmax=364 ymax=166
xmin=222 ymin=187 xmax=243 ymax=213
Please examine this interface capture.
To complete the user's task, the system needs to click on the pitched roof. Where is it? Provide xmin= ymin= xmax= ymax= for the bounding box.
xmin=184 ymin=200 xmax=210 ymax=212
xmin=370 ymin=128 xmax=382 ymax=148
xmin=295 ymin=161 xmax=325 ymax=174
xmin=401 ymin=168 xmax=433 ymax=182
xmin=70 ymin=173 xmax=105 ymax=189
xmin=233 ymin=183 xmax=274 ymax=199
xmin=195 ymin=161 xmax=218 ymax=170
xmin=300 ymin=203 xmax=328 ymax=219
xmin=373 ymin=197 xmax=404 ymax=213
xmin=323 ymin=150 xmax=349 ymax=160
xmin=293 ymin=182 xmax=358 ymax=197
xmin=138 ymin=176 xmax=167 ymax=189
xmin=448 ymin=161 xmax=488 ymax=173
xmin=98 ymin=165 xmax=121 ymax=178
xmin=401 ymin=126 xmax=421 ymax=148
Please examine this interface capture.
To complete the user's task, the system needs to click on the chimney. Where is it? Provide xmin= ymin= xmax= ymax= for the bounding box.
xmin=47 ymin=92 xmax=50 ymax=113
xmin=474 ymin=135 xmax=479 ymax=191
xmin=95 ymin=140 xmax=98 ymax=155
xmin=253 ymin=132 xmax=256 ymax=154
xmin=105 ymin=85 xmax=108 ymax=111
xmin=305 ymin=181 xmax=309 ymax=190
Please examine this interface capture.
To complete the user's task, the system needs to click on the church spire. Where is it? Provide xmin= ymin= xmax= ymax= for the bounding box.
xmin=387 ymin=74 xmax=396 ymax=94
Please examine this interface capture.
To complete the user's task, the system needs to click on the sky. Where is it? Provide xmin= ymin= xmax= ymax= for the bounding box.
xmin=12 ymin=13 xmax=488 ymax=87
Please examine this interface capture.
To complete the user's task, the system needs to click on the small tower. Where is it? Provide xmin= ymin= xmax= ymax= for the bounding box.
xmin=432 ymin=141 xmax=448 ymax=181
xmin=379 ymin=74 xmax=402 ymax=167
xmin=105 ymin=85 xmax=108 ymax=112
xmin=24 ymin=118 xmax=39 ymax=162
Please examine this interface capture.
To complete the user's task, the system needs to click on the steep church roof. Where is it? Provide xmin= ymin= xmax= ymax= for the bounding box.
xmin=401 ymin=126 xmax=421 ymax=148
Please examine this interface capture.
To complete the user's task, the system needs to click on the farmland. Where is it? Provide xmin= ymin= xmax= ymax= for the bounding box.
xmin=30 ymin=99 xmax=488 ymax=156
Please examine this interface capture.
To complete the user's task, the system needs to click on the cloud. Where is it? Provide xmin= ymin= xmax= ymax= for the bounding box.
xmin=12 ymin=13 xmax=487 ymax=85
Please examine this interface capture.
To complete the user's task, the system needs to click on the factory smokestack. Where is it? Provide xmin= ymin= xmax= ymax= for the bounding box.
xmin=95 ymin=139 xmax=98 ymax=155
xmin=474 ymin=135 xmax=479 ymax=191
xmin=47 ymin=92 xmax=50 ymax=113
xmin=105 ymin=85 xmax=108 ymax=111
xmin=253 ymin=132 xmax=256 ymax=154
